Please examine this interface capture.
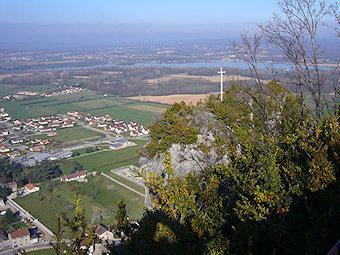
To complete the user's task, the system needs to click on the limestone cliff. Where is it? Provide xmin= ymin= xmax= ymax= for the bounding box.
xmin=138 ymin=104 xmax=229 ymax=178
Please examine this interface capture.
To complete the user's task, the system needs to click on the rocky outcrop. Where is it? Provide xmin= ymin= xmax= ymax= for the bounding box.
xmin=139 ymin=105 xmax=229 ymax=178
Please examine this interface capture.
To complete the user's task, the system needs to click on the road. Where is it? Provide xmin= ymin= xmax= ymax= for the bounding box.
xmin=101 ymin=172 xmax=145 ymax=197
xmin=0 ymin=242 xmax=52 ymax=255
xmin=61 ymin=115 xmax=117 ymax=151
xmin=7 ymin=199 xmax=54 ymax=239
xmin=0 ymin=238 xmax=122 ymax=255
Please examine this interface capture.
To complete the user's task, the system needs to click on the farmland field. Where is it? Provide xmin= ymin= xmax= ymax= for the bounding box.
xmin=107 ymin=171 xmax=145 ymax=194
xmin=128 ymin=93 xmax=211 ymax=105
xmin=28 ymin=249 xmax=55 ymax=255
xmin=28 ymin=126 xmax=104 ymax=148
xmin=15 ymin=175 xmax=145 ymax=234
xmin=0 ymin=83 xmax=60 ymax=98
xmin=127 ymin=102 xmax=167 ymax=113
xmin=145 ymin=73 xmax=256 ymax=83
xmin=1 ymin=90 xmax=164 ymax=125
xmin=59 ymin=139 xmax=147 ymax=175
xmin=87 ymin=106 xmax=158 ymax=125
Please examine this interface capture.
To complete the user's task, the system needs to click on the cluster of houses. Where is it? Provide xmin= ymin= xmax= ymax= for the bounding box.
xmin=2 ymin=87 xmax=86 ymax=101
xmin=17 ymin=91 xmax=39 ymax=96
xmin=3 ymin=91 xmax=38 ymax=101
xmin=41 ymin=87 xmax=86 ymax=97
xmin=0 ymin=137 xmax=54 ymax=159
xmin=6 ymin=222 xmax=122 ymax=251
xmin=1 ymin=182 xmax=39 ymax=196
xmin=0 ymin=107 xmax=11 ymax=122
xmin=67 ymin=111 xmax=149 ymax=137
xmin=0 ymin=181 xmax=41 ymax=249
xmin=0 ymin=149 xmax=20 ymax=159
xmin=11 ymin=114 xmax=74 ymax=133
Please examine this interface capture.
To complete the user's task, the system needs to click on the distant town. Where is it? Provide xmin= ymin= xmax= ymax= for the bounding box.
xmin=1 ymin=38 xmax=338 ymax=73
xmin=0 ymin=99 xmax=149 ymax=167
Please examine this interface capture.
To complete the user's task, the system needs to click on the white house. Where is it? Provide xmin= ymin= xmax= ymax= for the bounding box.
xmin=24 ymin=184 xmax=40 ymax=193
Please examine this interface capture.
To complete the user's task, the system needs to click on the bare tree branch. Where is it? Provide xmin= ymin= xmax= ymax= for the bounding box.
xmin=259 ymin=0 xmax=335 ymax=122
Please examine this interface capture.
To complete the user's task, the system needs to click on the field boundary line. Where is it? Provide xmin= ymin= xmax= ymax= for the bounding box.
xmin=101 ymin=172 xmax=145 ymax=197
xmin=110 ymin=169 xmax=145 ymax=188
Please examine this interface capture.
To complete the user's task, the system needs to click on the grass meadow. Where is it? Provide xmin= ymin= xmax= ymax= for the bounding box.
xmin=60 ymin=139 xmax=146 ymax=175
xmin=28 ymin=126 xmax=104 ymax=148
xmin=1 ymin=90 xmax=166 ymax=125
xmin=15 ymin=174 xmax=145 ymax=234
xmin=28 ymin=249 xmax=55 ymax=255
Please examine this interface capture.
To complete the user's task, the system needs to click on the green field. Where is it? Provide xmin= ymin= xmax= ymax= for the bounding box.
xmin=28 ymin=126 xmax=104 ymax=148
xmin=1 ymin=91 xmax=102 ymax=119
xmin=15 ymin=175 xmax=145 ymax=234
xmin=1 ymin=90 xmax=165 ymax=125
xmin=71 ymin=146 xmax=104 ymax=157
xmin=59 ymin=140 xmax=146 ymax=175
xmin=108 ymin=171 xmax=145 ymax=194
xmin=0 ymin=84 xmax=60 ymax=98
xmin=28 ymin=249 xmax=55 ymax=255
xmin=87 ymin=106 xmax=157 ymax=125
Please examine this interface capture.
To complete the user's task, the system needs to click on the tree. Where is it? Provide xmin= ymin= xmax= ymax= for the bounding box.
xmin=32 ymin=160 xmax=62 ymax=182
xmin=70 ymin=161 xmax=84 ymax=174
xmin=0 ymin=186 xmax=10 ymax=198
xmin=137 ymin=81 xmax=339 ymax=254
xmin=72 ymin=151 xmax=80 ymax=157
xmin=114 ymin=200 xmax=128 ymax=241
xmin=258 ymin=0 xmax=337 ymax=122
xmin=0 ymin=158 xmax=22 ymax=184
xmin=143 ymin=102 xmax=199 ymax=157
xmin=138 ymin=154 xmax=227 ymax=254
xmin=51 ymin=195 xmax=99 ymax=255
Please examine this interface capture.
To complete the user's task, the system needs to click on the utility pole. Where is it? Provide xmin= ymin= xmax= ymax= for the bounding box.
xmin=218 ymin=67 xmax=225 ymax=101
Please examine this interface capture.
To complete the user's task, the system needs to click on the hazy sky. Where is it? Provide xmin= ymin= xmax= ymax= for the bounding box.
xmin=0 ymin=0 xmax=337 ymax=49
xmin=1 ymin=0 xmax=279 ymax=24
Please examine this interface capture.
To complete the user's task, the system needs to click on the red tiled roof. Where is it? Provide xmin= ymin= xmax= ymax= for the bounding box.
xmin=4 ymin=182 xmax=17 ymax=188
xmin=25 ymin=184 xmax=38 ymax=190
xmin=61 ymin=170 xmax=87 ymax=181
xmin=95 ymin=224 xmax=109 ymax=236
xmin=10 ymin=228 xmax=29 ymax=239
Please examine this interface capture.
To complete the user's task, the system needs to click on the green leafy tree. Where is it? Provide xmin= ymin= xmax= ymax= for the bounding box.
xmin=51 ymin=195 xmax=99 ymax=255
xmin=137 ymin=155 xmax=227 ymax=254
xmin=0 ymin=158 xmax=22 ymax=184
xmin=72 ymin=151 xmax=80 ymax=157
xmin=114 ymin=200 xmax=128 ymax=241
xmin=143 ymin=102 xmax=199 ymax=157
xmin=0 ymin=186 xmax=10 ymax=198
xmin=136 ymin=82 xmax=339 ymax=254
xmin=70 ymin=161 xmax=84 ymax=174
xmin=32 ymin=160 xmax=62 ymax=182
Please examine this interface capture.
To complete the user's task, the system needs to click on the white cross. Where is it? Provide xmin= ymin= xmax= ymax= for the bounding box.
xmin=218 ymin=67 xmax=225 ymax=101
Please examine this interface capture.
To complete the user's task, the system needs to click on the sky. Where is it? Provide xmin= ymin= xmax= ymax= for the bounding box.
xmin=0 ymin=0 xmax=336 ymax=49
xmin=0 ymin=0 xmax=279 ymax=24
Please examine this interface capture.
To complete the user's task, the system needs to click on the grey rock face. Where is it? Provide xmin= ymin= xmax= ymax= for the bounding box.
xmin=138 ymin=106 xmax=231 ymax=207
xmin=139 ymin=106 xmax=229 ymax=178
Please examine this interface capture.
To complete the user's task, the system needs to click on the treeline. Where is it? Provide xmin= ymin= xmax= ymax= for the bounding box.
xmin=0 ymin=158 xmax=62 ymax=188
xmin=1 ymin=66 xmax=338 ymax=97
xmin=133 ymin=82 xmax=340 ymax=254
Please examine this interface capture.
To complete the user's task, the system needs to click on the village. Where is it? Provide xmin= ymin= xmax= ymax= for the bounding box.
xmin=0 ymin=99 xmax=150 ymax=253
xmin=0 ymin=104 xmax=149 ymax=167
xmin=0 ymin=168 xmax=141 ymax=254
xmin=2 ymin=87 xmax=87 ymax=101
